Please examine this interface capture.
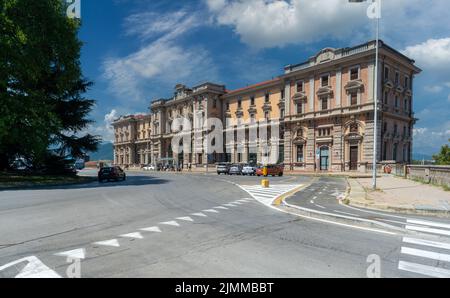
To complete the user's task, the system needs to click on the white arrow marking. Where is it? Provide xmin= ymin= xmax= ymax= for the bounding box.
xmin=0 ymin=256 xmax=61 ymax=278
xmin=140 ymin=226 xmax=162 ymax=233
xmin=176 ymin=216 xmax=194 ymax=222
xmin=191 ymin=212 xmax=207 ymax=217
xmin=120 ymin=232 xmax=144 ymax=239
xmin=214 ymin=206 xmax=228 ymax=210
xmin=203 ymin=209 xmax=219 ymax=213
xmin=160 ymin=221 xmax=180 ymax=227
xmin=94 ymin=239 xmax=120 ymax=247
xmin=55 ymin=248 xmax=85 ymax=259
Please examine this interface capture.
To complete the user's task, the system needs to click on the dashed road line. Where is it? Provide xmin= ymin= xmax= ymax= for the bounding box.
xmin=176 ymin=216 xmax=194 ymax=222
xmin=191 ymin=212 xmax=207 ymax=217
xmin=120 ymin=232 xmax=144 ymax=239
xmin=140 ymin=226 xmax=162 ymax=233
xmin=94 ymin=239 xmax=120 ymax=247
xmin=160 ymin=221 xmax=180 ymax=227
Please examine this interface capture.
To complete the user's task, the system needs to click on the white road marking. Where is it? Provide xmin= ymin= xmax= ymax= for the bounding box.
xmin=312 ymin=196 xmax=317 ymax=200
xmin=407 ymin=219 xmax=450 ymax=230
xmin=176 ymin=216 xmax=194 ymax=222
xmin=191 ymin=212 xmax=207 ymax=217
xmin=315 ymin=204 xmax=326 ymax=209
xmin=214 ymin=206 xmax=228 ymax=210
xmin=334 ymin=210 xmax=360 ymax=217
xmin=203 ymin=209 xmax=219 ymax=213
xmin=237 ymin=199 xmax=248 ymax=203
xmin=160 ymin=221 xmax=180 ymax=227
xmin=375 ymin=218 xmax=407 ymax=225
xmin=0 ymin=256 xmax=61 ymax=278
xmin=239 ymin=184 xmax=301 ymax=207
xmin=140 ymin=226 xmax=162 ymax=233
xmin=398 ymin=261 xmax=450 ymax=278
xmin=405 ymin=225 xmax=450 ymax=236
xmin=403 ymin=237 xmax=450 ymax=251
xmin=120 ymin=232 xmax=144 ymax=239
xmin=223 ymin=204 xmax=237 ymax=207
xmin=55 ymin=248 xmax=86 ymax=259
xmin=401 ymin=247 xmax=450 ymax=262
xmin=232 ymin=201 xmax=243 ymax=205
xmin=94 ymin=239 xmax=120 ymax=247
xmin=310 ymin=200 xmax=315 ymax=204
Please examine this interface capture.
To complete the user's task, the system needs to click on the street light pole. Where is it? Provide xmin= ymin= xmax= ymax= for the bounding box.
xmin=372 ymin=5 xmax=380 ymax=190
xmin=349 ymin=0 xmax=381 ymax=190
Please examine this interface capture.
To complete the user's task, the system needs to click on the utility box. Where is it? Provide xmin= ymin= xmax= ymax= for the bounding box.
xmin=261 ymin=179 xmax=270 ymax=188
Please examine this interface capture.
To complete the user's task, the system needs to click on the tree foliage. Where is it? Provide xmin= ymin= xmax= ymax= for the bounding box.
xmin=0 ymin=0 xmax=100 ymax=171
xmin=433 ymin=140 xmax=450 ymax=165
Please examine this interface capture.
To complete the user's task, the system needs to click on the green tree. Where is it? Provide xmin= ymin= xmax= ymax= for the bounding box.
xmin=433 ymin=140 xmax=450 ymax=165
xmin=0 ymin=0 xmax=100 ymax=171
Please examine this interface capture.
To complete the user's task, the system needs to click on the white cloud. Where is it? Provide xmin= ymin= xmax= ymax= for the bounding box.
xmin=403 ymin=38 xmax=450 ymax=72
xmin=205 ymin=0 xmax=450 ymax=49
xmin=88 ymin=109 xmax=118 ymax=142
xmin=102 ymin=10 xmax=218 ymax=103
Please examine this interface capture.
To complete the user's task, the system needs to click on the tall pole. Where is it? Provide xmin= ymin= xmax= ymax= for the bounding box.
xmin=372 ymin=0 xmax=381 ymax=190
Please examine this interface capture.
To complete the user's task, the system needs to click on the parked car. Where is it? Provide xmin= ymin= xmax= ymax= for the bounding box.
xmin=216 ymin=163 xmax=230 ymax=175
xmin=98 ymin=166 xmax=126 ymax=182
xmin=228 ymin=164 xmax=243 ymax=175
xmin=256 ymin=164 xmax=284 ymax=177
xmin=242 ymin=164 xmax=256 ymax=176
xmin=142 ymin=164 xmax=156 ymax=171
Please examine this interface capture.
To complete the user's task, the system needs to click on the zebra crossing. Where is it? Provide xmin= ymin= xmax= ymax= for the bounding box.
xmin=398 ymin=218 xmax=450 ymax=278
xmin=238 ymin=184 xmax=301 ymax=206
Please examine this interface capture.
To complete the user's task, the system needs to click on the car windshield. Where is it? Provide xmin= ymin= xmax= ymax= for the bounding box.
xmin=100 ymin=168 xmax=112 ymax=173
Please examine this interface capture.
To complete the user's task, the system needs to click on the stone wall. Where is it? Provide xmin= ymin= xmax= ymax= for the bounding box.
xmin=407 ymin=165 xmax=450 ymax=188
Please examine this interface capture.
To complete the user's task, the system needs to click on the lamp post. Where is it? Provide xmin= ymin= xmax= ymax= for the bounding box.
xmin=349 ymin=0 xmax=381 ymax=190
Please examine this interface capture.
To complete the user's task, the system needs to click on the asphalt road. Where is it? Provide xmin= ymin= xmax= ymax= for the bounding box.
xmin=0 ymin=171 xmax=448 ymax=278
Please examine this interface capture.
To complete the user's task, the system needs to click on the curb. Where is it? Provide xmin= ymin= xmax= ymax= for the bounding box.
xmin=269 ymin=178 xmax=409 ymax=234
xmin=344 ymin=179 xmax=450 ymax=219
xmin=0 ymin=176 xmax=97 ymax=191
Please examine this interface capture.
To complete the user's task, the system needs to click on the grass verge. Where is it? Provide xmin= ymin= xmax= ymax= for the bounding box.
xmin=0 ymin=173 xmax=95 ymax=189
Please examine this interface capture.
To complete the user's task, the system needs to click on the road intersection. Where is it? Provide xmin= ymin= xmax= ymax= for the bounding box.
xmin=0 ymin=171 xmax=449 ymax=278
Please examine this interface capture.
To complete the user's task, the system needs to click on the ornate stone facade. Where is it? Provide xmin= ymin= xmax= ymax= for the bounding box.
xmin=113 ymin=40 xmax=421 ymax=172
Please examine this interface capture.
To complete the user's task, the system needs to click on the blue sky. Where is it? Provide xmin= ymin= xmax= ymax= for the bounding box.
xmin=78 ymin=0 xmax=450 ymax=156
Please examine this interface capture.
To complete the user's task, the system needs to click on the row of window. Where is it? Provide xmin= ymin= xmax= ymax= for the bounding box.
xmin=383 ymin=91 xmax=411 ymax=111
xmin=383 ymin=122 xmax=411 ymax=138
xmin=384 ymin=66 xmax=411 ymax=89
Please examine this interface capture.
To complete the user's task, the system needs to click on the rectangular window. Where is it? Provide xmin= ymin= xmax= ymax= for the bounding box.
xmin=350 ymin=92 xmax=358 ymax=106
xmin=395 ymin=72 xmax=400 ymax=85
xmin=404 ymin=76 xmax=409 ymax=89
xmin=265 ymin=93 xmax=270 ymax=103
xmin=384 ymin=91 xmax=388 ymax=104
xmin=393 ymin=144 xmax=398 ymax=161
xmin=280 ymin=108 xmax=285 ymax=118
xmin=297 ymin=103 xmax=303 ymax=114
xmin=321 ymin=75 xmax=329 ymax=87
xmin=238 ymin=99 xmax=242 ymax=108
xmin=297 ymin=145 xmax=304 ymax=163
xmin=350 ymin=67 xmax=359 ymax=80
xmin=250 ymin=96 xmax=255 ymax=106
xmin=281 ymin=89 xmax=285 ymax=100
xmin=395 ymin=96 xmax=399 ymax=108
xmin=265 ymin=111 xmax=269 ymax=120
xmin=321 ymin=97 xmax=328 ymax=110
xmin=296 ymin=81 xmax=304 ymax=93
xmin=384 ymin=67 xmax=389 ymax=80
xmin=383 ymin=122 xmax=387 ymax=134
xmin=394 ymin=124 xmax=398 ymax=136
xmin=213 ymin=99 xmax=217 ymax=109
xmin=226 ymin=102 xmax=230 ymax=110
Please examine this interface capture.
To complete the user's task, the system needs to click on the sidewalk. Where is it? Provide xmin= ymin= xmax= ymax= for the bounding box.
xmin=346 ymin=176 xmax=450 ymax=217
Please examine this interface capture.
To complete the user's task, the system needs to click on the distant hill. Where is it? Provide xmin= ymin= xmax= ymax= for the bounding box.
xmin=89 ymin=142 xmax=113 ymax=161
xmin=413 ymin=152 xmax=433 ymax=161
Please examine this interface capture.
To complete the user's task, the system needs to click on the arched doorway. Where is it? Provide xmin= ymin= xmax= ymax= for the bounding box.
xmin=320 ymin=146 xmax=329 ymax=171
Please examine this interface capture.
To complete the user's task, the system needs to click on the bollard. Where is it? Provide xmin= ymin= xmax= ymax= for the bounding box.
xmin=261 ymin=179 xmax=270 ymax=188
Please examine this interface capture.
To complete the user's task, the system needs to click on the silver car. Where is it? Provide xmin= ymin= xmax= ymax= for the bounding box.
xmin=228 ymin=164 xmax=242 ymax=175
xmin=242 ymin=164 xmax=256 ymax=176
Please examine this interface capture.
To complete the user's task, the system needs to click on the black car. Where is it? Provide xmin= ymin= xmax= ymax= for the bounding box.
xmin=98 ymin=166 xmax=126 ymax=182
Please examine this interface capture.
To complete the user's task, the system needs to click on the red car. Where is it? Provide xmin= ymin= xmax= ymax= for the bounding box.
xmin=256 ymin=164 xmax=284 ymax=177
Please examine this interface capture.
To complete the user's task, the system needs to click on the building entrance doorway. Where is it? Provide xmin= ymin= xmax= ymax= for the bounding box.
xmin=320 ymin=146 xmax=329 ymax=171
xmin=350 ymin=146 xmax=358 ymax=171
